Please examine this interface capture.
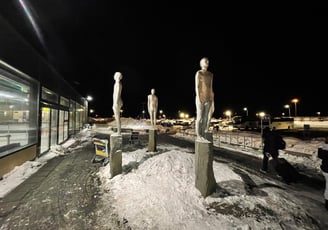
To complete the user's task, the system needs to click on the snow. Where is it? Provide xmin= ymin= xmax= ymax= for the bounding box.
xmin=1 ymin=118 xmax=327 ymax=229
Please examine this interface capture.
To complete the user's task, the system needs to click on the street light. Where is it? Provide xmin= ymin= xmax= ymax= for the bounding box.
xmin=86 ymin=95 xmax=93 ymax=118
xmin=225 ymin=110 xmax=232 ymax=121
xmin=291 ymin=98 xmax=299 ymax=117
xmin=258 ymin=112 xmax=265 ymax=149
xmin=243 ymin=107 xmax=248 ymax=116
xmin=284 ymin=104 xmax=291 ymax=117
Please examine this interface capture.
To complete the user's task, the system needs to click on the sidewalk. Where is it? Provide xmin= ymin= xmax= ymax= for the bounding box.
xmin=0 ymin=156 xmax=64 ymax=216
xmin=0 ymin=141 xmax=118 ymax=230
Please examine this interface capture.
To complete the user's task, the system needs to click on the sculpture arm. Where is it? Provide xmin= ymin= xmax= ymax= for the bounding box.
xmin=195 ymin=72 xmax=199 ymax=96
xmin=147 ymin=95 xmax=151 ymax=113
xmin=195 ymin=72 xmax=201 ymax=105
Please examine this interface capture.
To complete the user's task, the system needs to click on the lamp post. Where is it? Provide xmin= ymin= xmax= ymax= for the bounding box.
xmin=284 ymin=104 xmax=291 ymax=117
xmin=291 ymin=98 xmax=298 ymax=117
xmin=259 ymin=112 xmax=265 ymax=149
xmin=86 ymin=95 xmax=93 ymax=119
xmin=243 ymin=107 xmax=248 ymax=116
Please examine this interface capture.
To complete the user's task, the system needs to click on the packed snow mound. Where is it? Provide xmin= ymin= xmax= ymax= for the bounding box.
xmin=107 ymin=117 xmax=166 ymax=132
xmin=98 ymin=147 xmax=321 ymax=230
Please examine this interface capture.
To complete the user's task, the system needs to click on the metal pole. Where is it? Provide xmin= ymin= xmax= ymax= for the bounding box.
xmin=260 ymin=118 xmax=263 ymax=150
xmin=294 ymin=102 xmax=297 ymax=117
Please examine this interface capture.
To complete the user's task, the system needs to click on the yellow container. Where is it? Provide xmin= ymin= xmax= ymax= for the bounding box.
xmin=93 ymin=138 xmax=108 ymax=158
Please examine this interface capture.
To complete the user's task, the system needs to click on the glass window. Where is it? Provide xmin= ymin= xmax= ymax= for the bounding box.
xmin=0 ymin=71 xmax=38 ymax=157
xmin=58 ymin=110 xmax=65 ymax=144
xmin=60 ymin=96 xmax=69 ymax=107
xmin=41 ymin=87 xmax=58 ymax=104
xmin=69 ymin=100 xmax=76 ymax=135
xmin=64 ymin=111 xmax=68 ymax=140
xmin=40 ymin=107 xmax=50 ymax=153
xmin=76 ymin=103 xmax=82 ymax=132
xmin=50 ymin=109 xmax=58 ymax=146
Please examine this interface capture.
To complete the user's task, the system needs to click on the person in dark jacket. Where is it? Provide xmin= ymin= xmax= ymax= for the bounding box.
xmin=318 ymin=137 xmax=328 ymax=210
xmin=261 ymin=127 xmax=280 ymax=173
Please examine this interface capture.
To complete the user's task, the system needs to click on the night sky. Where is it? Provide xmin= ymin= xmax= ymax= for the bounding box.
xmin=3 ymin=3 xmax=328 ymax=118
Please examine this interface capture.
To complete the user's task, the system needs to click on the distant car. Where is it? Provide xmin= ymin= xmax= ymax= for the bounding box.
xmin=160 ymin=120 xmax=173 ymax=127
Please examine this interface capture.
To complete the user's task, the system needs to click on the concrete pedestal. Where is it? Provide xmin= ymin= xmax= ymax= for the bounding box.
xmin=148 ymin=128 xmax=157 ymax=152
xmin=110 ymin=134 xmax=122 ymax=178
xmin=195 ymin=132 xmax=216 ymax=197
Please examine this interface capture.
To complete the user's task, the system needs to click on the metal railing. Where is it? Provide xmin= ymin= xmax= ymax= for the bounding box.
xmin=0 ymin=134 xmax=11 ymax=145
xmin=177 ymin=129 xmax=317 ymax=158
xmin=180 ymin=129 xmax=262 ymax=150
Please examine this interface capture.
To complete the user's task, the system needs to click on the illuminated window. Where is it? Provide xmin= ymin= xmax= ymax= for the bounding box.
xmin=0 ymin=71 xmax=39 ymax=157
xmin=41 ymin=87 xmax=58 ymax=103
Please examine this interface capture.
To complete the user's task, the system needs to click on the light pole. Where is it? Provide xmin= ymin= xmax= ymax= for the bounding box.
xmin=243 ymin=107 xmax=248 ymax=116
xmin=86 ymin=95 xmax=93 ymax=119
xmin=284 ymin=104 xmax=291 ymax=117
xmin=141 ymin=102 xmax=146 ymax=119
xmin=259 ymin=112 xmax=265 ymax=149
xmin=292 ymin=98 xmax=298 ymax=117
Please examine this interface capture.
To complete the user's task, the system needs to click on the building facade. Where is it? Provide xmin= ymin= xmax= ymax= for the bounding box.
xmin=0 ymin=13 xmax=87 ymax=177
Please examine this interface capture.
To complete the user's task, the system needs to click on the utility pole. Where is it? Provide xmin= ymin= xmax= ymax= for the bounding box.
xmin=141 ymin=102 xmax=146 ymax=119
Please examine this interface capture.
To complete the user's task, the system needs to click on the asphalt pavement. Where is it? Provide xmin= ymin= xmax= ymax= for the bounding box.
xmin=0 ymin=140 xmax=123 ymax=230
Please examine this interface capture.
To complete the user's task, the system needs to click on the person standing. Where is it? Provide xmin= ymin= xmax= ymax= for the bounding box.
xmin=112 ymin=72 xmax=123 ymax=135
xmin=261 ymin=127 xmax=279 ymax=173
xmin=147 ymin=88 xmax=158 ymax=127
xmin=318 ymin=137 xmax=328 ymax=210
xmin=195 ymin=57 xmax=215 ymax=141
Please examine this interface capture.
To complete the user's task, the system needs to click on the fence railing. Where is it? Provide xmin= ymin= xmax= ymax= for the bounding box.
xmin=179 ymin=129 xmax=263 ymax=151
xmin=177 ymin=129 xmax=316 ymax=158
xmin=0 ymin=134 xmax=11 ymax=145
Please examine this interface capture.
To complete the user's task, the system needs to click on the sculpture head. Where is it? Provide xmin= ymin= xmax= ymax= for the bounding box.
xmin=200 ymin=57 xmax=209 ymax=69
xmin=151 ymin=88 xmax=155 ymax=95
xmin=114 ymin=72 xmax=123 ymax=81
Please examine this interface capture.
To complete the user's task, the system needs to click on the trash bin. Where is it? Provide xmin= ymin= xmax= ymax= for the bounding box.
xmin=92 ymin=138 xmax=109 ymax=166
